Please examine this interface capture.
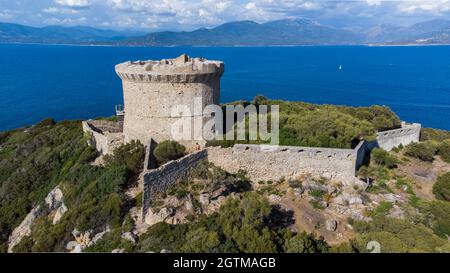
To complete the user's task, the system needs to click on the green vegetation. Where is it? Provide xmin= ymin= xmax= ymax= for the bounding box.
xmin=153 ymin=140 xmax=186 ymax=165
xmin=0 ymin=119 xmax=88 ymax=252
xmin=437 ymin=140 xmax=450 ymax=163
xmin=420 ymin=128 xmax=450 ymax=142
xmin=404 ymin=142 xmax=436 ymax=162
xmin=433 ymin=172 xmax=450 ymax=201
xmin=136 ymin=193 xmax=329 ymax=253
xmin=342 ymin=216 xmax=448 ymax=253
xmin=371 ymin=148 xmax=399 ymax=168
xmin=0 ymin=119 xmax=145 ymax=252
xmin=209 ymin=96 xmax=401 ymax=149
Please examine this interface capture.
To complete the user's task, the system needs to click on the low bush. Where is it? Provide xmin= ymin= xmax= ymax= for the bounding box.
xmin=433 ymin=172 xmax=450 ymax=201
xmin=437 ymin=140 xmax=450 ymax=163
xmin=404 ymin=142 xmax=436 ymax=162
xmin=153 ymin=140 xmax=186 ymax=165
xmin=371 ymin=148 xmax=399 ymax=168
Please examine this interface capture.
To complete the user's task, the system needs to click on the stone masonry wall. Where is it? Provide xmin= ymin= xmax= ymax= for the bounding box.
xmin=82 ymin=120 xmax=124 ymax=155
xmin=376 ymin=123 xmax=421 ymax=151
xmin=116 ymin=55 xmax=224 ymax=151
xmin=207 ymin=144 xmax=358 ymax=184
xmin=142 ymin=150 xmax=207 ymax=217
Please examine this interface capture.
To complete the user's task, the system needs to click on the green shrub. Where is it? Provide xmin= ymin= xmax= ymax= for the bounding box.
xmin=36 ymin=118 xmax=56 ymax=127
xmin=404 ymin=142 xmax=436 ymax=162
xmin=284 ymin=232 xmax=329 ymax=253
xmin=104 ymin=140 xmax=145 ymax=174
xmin=371 ymin=148 xmax=399 ymax=168
xmin=288 ymin=180 xmax=302 ymax=189
xmin=351 ymin=216 xmax=447 ymax=252
xmin=370 ymin=201 xmax=393 ymax=217
xmin=433 ymin=173 xmax=450 ymax=201
xmin=153 ymin=140 xmax=186 ymax=164
xmin=437 ymin=140 xmax=450 ymax=163
xmin=420 ymin=128 xmax=450 ymax=142
xmin=426 ymin=201 xmax=450 ymax=238
xmin=210 ymin=98 xmax=401 ymax=149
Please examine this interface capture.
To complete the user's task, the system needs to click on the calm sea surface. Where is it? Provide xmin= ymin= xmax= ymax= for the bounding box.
xmin=1 ymin=44 xmax=450 ymax=131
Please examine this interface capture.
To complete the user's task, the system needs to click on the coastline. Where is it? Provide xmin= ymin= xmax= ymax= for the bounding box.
xmin=2 ymin=41 xmax=450 ymax=48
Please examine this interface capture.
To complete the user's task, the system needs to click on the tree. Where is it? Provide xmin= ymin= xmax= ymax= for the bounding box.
xmin=284 ymin=232 xmax=329 ymax=253
xmin=181 ymin=227 xmax=220 ymax=253
xmin=153 ymin=140 xmax=186 ymax=165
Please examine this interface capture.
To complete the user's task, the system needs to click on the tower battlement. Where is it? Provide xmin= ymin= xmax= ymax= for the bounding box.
xmin=115 ymin=54 xmax=224 ymax=83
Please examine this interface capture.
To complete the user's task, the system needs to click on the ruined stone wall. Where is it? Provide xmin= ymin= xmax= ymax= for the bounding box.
xmin=376 ymin=123 xmax=421 ymax=151
xmin=207 ymin=144 xmax=357 ymax=183
xmin=142 ymin=150 xmax=207 ymax=216
xmin=81 ymin=120 xmax=124 ymax=155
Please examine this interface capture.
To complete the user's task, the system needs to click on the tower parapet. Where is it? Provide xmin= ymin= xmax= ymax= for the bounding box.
xmin=115 ymin=54 xmax=224 ymax=150
xmin=115 ymin=54 xmax=224 ymax=84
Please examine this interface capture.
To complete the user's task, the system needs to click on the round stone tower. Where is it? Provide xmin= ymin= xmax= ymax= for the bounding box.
xmin=115 ymin=54 xmax=224 ymax=150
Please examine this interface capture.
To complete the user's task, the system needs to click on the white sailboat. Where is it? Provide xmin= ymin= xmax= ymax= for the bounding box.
xmin=338 ymin=64 xmax=342 ymax=70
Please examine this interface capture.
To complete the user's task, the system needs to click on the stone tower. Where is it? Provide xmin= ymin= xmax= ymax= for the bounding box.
xmin=115 ymin=54 xmax=224 ymax=150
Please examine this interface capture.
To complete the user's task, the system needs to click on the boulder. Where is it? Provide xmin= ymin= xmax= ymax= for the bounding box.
xmin=52 ymin=203 xmax=68 ymax=225
xmin=145 ymin=207 xmax=175 ymax=226
xmin=91 ymin=226 xmax=111 ymax=244
xmin=184 ymin=194 xmax=195 ymax=211
xmin=268 ymin=194 xmax=282 ymax=203
xmin=334 ymin=193 xmax=363 ymax=206
xmin=199 ymin=193 xmax=210 ymax=206
xmin=45 ymin=187 xmax=64 ymax=210
xmin=112 ymin=249 xmax=125 ymax=253
xmin=326 ymin=219 xmax=338 ymax=232
xmin=165 ymin=196 xmax=181 ymax=207
xmin=383 ymin=193 xmax=402 ymax=204
xmin=121 ymin=232 xmax=137 ymax=244
xmin=66 ymin=241 xmax=82 ymax=253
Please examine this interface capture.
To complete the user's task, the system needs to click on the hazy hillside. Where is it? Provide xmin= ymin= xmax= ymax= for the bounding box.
xmin=120 ymin=19 xmax=365 ymax=46
xmin=2 ymin=19 xmax=450 ymax=46
xmin=0 ymin=22 xmax=138 ymax=44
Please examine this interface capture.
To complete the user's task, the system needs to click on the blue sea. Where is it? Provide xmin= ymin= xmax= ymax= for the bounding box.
xmin=1 ymin=44 xmax=450 ymax=131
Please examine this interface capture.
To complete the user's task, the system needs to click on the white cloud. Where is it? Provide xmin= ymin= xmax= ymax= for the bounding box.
xmin=43 ymin=6 xmax=80 ymax=14
xmin=0 ymin=9 xmax=16 ymax=19
xmin=2 ymin=0 xmax=450 ymax=30
xmin=54 ymin=0 xmax=91 ymax=8
xmin=397 ymin=0 xmax=450 ymax=14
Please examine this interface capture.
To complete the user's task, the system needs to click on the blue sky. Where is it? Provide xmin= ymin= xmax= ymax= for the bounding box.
xmin=0 ymin=0 xmax=450 ymax=31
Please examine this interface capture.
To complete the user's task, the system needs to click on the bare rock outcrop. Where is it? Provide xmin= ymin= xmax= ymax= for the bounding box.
xmin=7 ymin=205 xmax=42 ymax=253
xmin=45 ymin=186 xmax=68 ymax=224
xmin=144 ymin=207 xmax=175 ymax=226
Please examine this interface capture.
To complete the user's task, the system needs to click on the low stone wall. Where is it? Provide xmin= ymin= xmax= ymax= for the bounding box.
xmin=82 ymin=120 xmax=124 ymax=155
xmin=376 ymin=123 xmax=421 ymax=151
xmin=207 ymin=144 xmax=357 ymax=183
xmin=142 ymin=150 xmax=207 ymax=217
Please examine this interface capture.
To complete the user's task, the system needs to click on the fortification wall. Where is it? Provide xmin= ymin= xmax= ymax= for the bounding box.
xmin=376 ymin=123 xmax=421 ymax=151
xmin=207 ymin=144 xmax=357 ymax=183
xmin=142 ymin=150 xmax=207 ymax=216
xmin=81 ymin=120 xmax=124 ymax=155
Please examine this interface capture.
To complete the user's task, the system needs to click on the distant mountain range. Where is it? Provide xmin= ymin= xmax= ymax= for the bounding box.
xmin=1 ymin=19 xmax=450 ymax=46
xmin=0 ymin=22 xmax=142 ymax=44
